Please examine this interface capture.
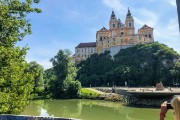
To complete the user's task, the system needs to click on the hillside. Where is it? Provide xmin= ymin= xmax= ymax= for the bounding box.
xmin=77 ymin=42 xmax=180 ymax=87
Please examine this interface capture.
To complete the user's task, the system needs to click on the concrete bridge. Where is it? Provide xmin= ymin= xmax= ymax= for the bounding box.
xmin=92 ymin=87 xmax=180 ymax=97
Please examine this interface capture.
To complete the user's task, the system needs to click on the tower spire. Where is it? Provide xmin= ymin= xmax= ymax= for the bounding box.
xmin=127 ymin=7 xmax=131 ymax=17
xmin=109 ymin=10 xmax=117 ymax=29
xmin=111 ymin=10 xmax=116 ymax=18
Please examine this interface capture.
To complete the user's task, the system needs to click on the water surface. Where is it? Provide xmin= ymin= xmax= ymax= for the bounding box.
xmin=21 ymin=99 xmax=174 ymax=120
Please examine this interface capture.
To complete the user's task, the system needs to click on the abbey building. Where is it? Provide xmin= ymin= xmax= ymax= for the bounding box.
xmin=75 ymin=9 xmax=154 ymax=64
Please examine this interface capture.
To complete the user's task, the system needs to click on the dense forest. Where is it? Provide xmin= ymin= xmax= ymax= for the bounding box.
xmin=76 ymin=42 xmax=180 ymax=87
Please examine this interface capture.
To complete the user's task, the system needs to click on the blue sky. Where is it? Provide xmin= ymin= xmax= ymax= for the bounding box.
xmin=17 ymin=0 xmax=180 ymax=69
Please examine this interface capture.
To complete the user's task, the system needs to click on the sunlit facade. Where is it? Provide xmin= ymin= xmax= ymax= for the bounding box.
xmin=75 ymin=9 xmax=154 ymax=64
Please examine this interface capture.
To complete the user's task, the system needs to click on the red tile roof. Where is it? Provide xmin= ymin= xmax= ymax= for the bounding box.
xmin=76 ymin=42 xmax=96 ymax=48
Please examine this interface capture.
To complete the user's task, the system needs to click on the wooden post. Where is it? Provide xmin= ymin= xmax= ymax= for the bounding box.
xmin=177 ymin=0 xmax=180 ymax=32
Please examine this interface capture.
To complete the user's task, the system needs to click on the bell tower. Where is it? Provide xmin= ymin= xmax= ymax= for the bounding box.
xmin=125 ymin=8 xmax=135 ymax=35
xmin=109 ymin=11 xmax=118 ymax=29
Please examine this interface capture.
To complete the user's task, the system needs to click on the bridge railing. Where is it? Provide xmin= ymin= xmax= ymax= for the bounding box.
xmin=0 ymin=114 xmax=80 ymax=120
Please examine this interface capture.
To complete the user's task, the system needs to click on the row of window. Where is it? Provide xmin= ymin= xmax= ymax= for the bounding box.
xmin=101 ymin=39 xmax=134 ymax=44
xmin=144 ymin=34 xmax=152 ymax=38
xmin=100 ymin=36 xmax=152 ymax=44
xmin=101 ymin=41 xmax=134 ymax=47
xmin=99 ymin=32 xmax=126 ymax=41
xmin=77 ymin=54 xmax=91 ymax=58
xmin=141 ymin=31 xmax=152 ymax=35
xmin=100 ymin=36 xmax=109 ymax=41
xmin=76 ymin=48 xmax=95 ymax=53
xmin=112 ymin=22 xmax=132 ymax=28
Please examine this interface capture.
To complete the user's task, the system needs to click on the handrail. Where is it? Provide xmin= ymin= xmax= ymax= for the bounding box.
xmin=0 ymin=114 xmax=80 ymax=120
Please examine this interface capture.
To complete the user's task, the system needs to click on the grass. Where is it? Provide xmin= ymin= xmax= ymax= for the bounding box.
xmin=81 ymin=88 xmax=101 ymax=99
xmin=80 ymin=88 xmax=127 ymax=105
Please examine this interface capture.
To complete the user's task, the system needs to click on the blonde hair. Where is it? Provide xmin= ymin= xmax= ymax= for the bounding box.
xmin=171 ymin=96 xmax=180 ymax=120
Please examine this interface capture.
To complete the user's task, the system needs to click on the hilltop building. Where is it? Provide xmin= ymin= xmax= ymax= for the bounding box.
xmin=75 ymin=42 xmax=96 ymax=64
xmin=75 ymin=8 xmax=154 ymax=64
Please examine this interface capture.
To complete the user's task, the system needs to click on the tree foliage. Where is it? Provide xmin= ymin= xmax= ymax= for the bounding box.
xmin=47 ymin=49 xmax=81 ymax=98
xmin=170 ymin=59 xmax=180 ymax=86
xmin=29 ymin=61 xmax=44 ymax=96
xmin=77 ymin=42 xmax=179 ymax=87
xmin=77 ymin=51 xmax=114 ymax=87
xmin=0 ymin=0 xmax=41 ymax=114
xmin=43 ymin=68 xmax=56 ymax=97
xmin=0 ymin=0 xmax=41 ymax=47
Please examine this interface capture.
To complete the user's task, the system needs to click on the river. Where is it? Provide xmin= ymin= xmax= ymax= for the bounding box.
xmin=21 ymin=99 xmax=174 ymax=120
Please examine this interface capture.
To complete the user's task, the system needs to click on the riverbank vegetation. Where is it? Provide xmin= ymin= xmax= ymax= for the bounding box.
xmin=77 ymin=42 xmax=180 ymax=87
xmin=80 ymin=88 xmax=126 ymax=103
xmin=44 ymin=49 xmax=81 ymax=99
xmin=81 ymin=88 xmax=101 ymax=99
xmin=29 ymin=61 xmax=44 ymax=97
xmin=42 ymin=42 xmax=180 ymax=101
xmin=0 ymin=0 xmax=41 ymax=114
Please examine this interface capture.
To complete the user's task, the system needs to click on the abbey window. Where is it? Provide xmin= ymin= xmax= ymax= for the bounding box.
xmin=149 ymin=34 xmax=151 ymax=38
xmin=113 ymin=24 xmax=115 ymax=28
xmin=100 ymin=37 xmax=102 ymax=41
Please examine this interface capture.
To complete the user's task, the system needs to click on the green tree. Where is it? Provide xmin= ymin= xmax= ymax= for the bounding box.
xmin=43 ymin=68 xmax=56 ymax=97
xmin=114 ymin=42 xmax=179 ymax=86
xmin=0 ymin=0 xmax=41 ymax=114
xmin=77 ymin=42 xmax=179 ymax=87
xmin=29 ymin=61 xmax=44 ymax=97
xmin=49 ymin=49 xmax=81 ymax=98
xmin=77 ymin=51 xmax=113 ymax=87
xmin=171 ymin=59 xmax=180 ymax=86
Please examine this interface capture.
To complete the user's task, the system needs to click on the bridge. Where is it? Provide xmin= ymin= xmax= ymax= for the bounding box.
xmin=92 ymin=87 xmax=180 ymax=97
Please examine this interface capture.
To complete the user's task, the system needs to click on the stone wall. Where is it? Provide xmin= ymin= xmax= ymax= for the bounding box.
xmin=127 ymin=95 xmax=172 ymax=108
xmin=103 ymin=45 xmax=133 ymax=58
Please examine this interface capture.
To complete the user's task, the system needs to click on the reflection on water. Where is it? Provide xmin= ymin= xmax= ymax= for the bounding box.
xmin=40 ymin=108 xmax=50 ymax=117
xmin=21 ymin=99 xmax=174 ymax=120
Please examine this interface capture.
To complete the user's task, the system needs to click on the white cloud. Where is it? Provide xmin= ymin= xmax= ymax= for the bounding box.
xmin=39 ymin=60 xmax=52 ymax=70
xmin=102 ymin=0 xmax=126 ymax=12
xmin=148 ymin=0 xmax=176 ymax=6
xmin=155 ymin=19 xmax=179 ymax=40
xmin=134 ymin=8 xmax=158 ymax=27
xmin=66 ymin=10 xmax=98 ymax=23
xmin=154 ymin=19 xmax=180 ymax=53
xmin=102 ymin=0 xmax=158 ymax=28
xmin=24 ymin=38 xmax=77 ymax=69
xmin=26 ymin=57 xmax=52 ymax=69
xmin=169 ymin=0 xmax=176 ymax=6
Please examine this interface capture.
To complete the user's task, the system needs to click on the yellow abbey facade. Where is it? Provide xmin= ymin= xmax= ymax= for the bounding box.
xmin=96 ymin=9 xmax=154 ymax=54
xmin=75 ymin=9 xmax=154 ymax=64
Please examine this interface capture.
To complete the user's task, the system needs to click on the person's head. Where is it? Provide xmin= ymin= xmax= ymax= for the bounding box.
xmin=171 ymin=96 xmax=180 ymax=120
